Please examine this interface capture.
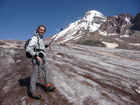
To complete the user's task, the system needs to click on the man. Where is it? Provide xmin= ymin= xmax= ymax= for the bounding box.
xmin=26 ymin=25 xmax=55 ymax=99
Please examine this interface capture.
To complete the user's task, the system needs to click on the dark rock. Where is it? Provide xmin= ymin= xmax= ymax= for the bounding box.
xmin=132 ymin=12 xmax=140 ymax=31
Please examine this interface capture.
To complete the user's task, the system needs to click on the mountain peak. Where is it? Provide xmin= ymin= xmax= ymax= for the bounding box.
xmin=83 ymin=10 xmax=106 ymax=22
xmin=52 ymin=10 xmax=106 ymax=42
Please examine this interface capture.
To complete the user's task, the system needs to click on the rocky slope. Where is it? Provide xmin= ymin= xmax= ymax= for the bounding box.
xmin=98 ymin=14 xmax=134 ymax=36
xmin=52 ymin=10 xmax=140 ymax=51
xmin=0 ymin=40 xmax=140 ymax=105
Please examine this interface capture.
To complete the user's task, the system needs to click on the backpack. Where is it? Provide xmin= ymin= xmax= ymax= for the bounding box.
xmin=24 ymin=35 xmax=40 ymax=58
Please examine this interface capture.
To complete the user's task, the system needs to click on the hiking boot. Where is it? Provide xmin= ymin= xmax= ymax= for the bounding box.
xmin=30 ymin=91 xmax=41 ymax=99
xmin=44 ymin=83 xmax=56 ymax=92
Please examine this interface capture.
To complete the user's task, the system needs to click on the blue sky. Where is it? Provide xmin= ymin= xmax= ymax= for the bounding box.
xmin=0 ymin=0 xmax=139 ymax=40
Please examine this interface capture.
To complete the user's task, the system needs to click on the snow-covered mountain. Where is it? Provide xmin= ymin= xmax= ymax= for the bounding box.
xmin=52 ymin=10 xmax=106 ymax=43
xmin=51 ymin=10 xmax=140 ymax=51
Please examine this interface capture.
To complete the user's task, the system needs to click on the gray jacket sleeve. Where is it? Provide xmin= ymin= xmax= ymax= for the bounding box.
xmin=26 ymin=36 xmax=38 ymax=57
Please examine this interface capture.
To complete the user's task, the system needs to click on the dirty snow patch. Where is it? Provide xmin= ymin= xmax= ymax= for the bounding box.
xmin=129 ymin=43 xmax=140 ymax=46
xmin=99 ymin=30 xmax=107 ymax=36
xmin=120 ymin=35 xmax=129 ymax=38
xmin=102 ymin=42 xmax=119 ymax=48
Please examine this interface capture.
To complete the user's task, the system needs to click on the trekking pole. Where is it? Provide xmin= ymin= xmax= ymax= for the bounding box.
xmin=48 ymin=28 xmax=63 ymax=50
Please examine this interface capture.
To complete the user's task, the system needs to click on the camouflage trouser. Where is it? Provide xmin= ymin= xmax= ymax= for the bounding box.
xmin=30 ymin=57 xmax=50 ymax=93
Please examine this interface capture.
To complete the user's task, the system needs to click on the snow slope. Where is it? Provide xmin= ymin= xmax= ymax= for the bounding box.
xmin=1 ymin=41 xmax=140 ymax=105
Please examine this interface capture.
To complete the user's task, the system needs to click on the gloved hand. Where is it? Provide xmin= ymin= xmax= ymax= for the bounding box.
xmin=39 ymin=52 xmax=44 ymax=58
xmin=45 ymin=44 xmax=49 ymax=48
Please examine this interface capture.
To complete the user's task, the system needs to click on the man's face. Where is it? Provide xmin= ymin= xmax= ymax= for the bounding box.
xmin=38 ymin=27 xmax=46 ymax=35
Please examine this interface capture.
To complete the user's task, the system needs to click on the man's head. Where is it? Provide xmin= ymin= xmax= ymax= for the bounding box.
xmin=36 ymin=25 xmax=46 ymax=35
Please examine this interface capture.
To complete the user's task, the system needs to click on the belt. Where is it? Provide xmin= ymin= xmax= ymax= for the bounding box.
xmin=36 ymin=49 xmax=45 ymax=52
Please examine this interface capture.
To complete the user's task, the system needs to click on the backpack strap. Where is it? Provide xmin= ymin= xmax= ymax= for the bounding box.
xmin=34 ymin=34 xmax=40 ymax=52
